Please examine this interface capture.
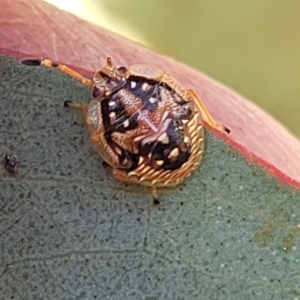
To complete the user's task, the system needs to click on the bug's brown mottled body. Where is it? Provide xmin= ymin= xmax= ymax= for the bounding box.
xmin=22 ymin=57 xmax=229 ymax=203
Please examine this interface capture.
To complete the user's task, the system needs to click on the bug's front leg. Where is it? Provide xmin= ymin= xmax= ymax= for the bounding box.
xmin=21 ymin=58 xmax=94 ymax=88
xmin=151 ymin=187 xmax=160 ymax=206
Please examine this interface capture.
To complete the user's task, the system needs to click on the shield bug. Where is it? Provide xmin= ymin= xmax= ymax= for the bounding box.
xmin=22 ymin=57 xmax=229 ymax=204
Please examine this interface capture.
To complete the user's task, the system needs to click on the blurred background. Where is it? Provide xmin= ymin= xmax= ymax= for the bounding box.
xmin=45 ymin=0 xmax=300 ymax=138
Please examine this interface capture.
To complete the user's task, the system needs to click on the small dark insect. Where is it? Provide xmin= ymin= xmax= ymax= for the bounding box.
xmin=5 ymin=155 xmax=19 ymax=175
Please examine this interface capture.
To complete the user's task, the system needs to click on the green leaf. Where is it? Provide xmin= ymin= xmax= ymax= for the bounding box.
xmin=1 ymin=56 xmax=300 ymax=299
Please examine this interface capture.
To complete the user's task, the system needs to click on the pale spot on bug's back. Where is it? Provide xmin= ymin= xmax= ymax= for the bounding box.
xmin=142 ymin=82 xmax=150 ymax=91
xmin=123 ymin=119 xmax=130 ymax=128
xmin=109 ymin=100 xmax=116 ymax=107
xmin=168 ymin=147 xmax=179 ymax=159
xmin=109 ymin=111 xmax=116 ymax=120
xmin=184 ymin=136 xmax=189 ymax=144
xmin=156 ymin=160 xmax=164 ymax=166
xmin=130 ymin=81 xmax=137 ymax=89
xmin=149 ymin=97 xmax=157 ymax=104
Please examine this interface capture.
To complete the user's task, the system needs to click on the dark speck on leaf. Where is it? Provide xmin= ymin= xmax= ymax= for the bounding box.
xmin=5 ymin=155 xmax=18 ymax=175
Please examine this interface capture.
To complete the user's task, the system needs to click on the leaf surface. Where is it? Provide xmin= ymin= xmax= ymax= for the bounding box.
xmin=1 ymin=56 xmax=300 ymax=300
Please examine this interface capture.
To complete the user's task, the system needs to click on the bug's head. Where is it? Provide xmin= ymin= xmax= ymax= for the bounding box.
xmin=93 ymin=57 xmax=127 ymax=98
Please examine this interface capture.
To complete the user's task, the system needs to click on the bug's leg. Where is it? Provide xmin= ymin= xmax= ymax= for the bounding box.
xmin=189 ymin=89 xmax=231 ymax=134
xmin=151 ymin=187 xmax=160 ymax=206
xmin=21 ymin=58 xmax=94 ymax=88
xmin=64 ymin=101 xmax=88 ymax=120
